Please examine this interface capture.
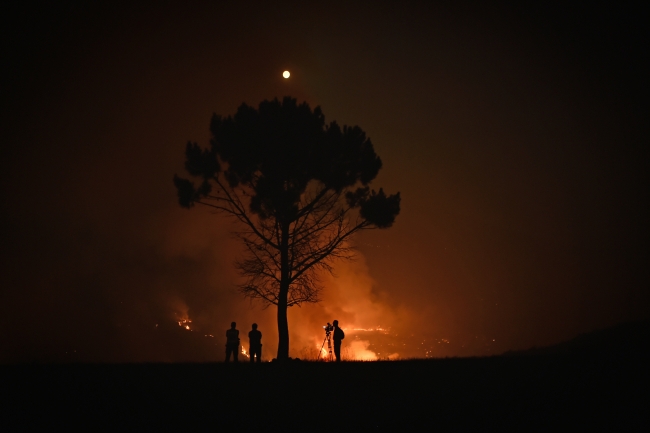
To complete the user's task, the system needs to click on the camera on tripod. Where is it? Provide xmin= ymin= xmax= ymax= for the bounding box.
xmin=319 ymin=323 xmax=334 ymax=360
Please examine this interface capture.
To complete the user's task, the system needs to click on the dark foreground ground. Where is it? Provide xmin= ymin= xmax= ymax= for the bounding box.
xmin=3 ymin=323 xmax=649 ymax=431
xmin=2 ymin=349 xmax=648 ymax=432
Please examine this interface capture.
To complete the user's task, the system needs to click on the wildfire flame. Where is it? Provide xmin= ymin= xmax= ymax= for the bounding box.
xmin=312 ymin=326 xmax=400 ymax=361
xmin=350 ymin=326 xmax=388 ymax=333
xmin=241 ymin=345 xmax=250 ymax=359
xmin=319 ymin=345 xmax=332 ymax=360
xmin=177 ymin=318 xmax=192 ymax=331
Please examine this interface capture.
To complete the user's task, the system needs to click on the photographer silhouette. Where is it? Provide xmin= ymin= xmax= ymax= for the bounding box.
xmin=333 ymin=320 xmax=345 ymax=362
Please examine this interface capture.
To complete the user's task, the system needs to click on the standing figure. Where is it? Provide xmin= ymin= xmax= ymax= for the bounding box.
xmin=225 ymin=321 xmax=240 ymax=362
xmin=333 ymin=320 xmax=345 ymax=362
xmin=248 ymin=323 xmax=262 ymax=363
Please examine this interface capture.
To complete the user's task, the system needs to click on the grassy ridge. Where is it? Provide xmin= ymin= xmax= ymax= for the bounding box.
xmin=3 ymin=322 xmax=649 ymax=430
xmin=3 ymin=352 xmax=647 ymax=431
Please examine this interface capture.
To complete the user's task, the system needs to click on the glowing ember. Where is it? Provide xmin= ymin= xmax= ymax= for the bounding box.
xmin=350 ymin=326 xmax=389 ymax=333
xmin=176 ymin=318 xmax=192 ymax=331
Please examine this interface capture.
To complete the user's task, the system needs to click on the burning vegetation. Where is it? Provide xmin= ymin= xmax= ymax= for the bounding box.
xmin=177 ymin=318 xmax=192 ymax=331
xmin=164 ymin=312 xmax=471 ymax=361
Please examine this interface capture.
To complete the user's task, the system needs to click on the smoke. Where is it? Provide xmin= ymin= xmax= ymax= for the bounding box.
xmin=285 ymin=252 xmax=401 ymax=360
xmin=152 ymin=215 xmax=407 ymax=362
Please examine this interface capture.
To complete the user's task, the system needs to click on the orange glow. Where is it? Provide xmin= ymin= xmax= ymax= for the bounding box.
xmin=317 ymin=343 xmax=332 ymax=361
xmin=177 ymin=318 xmax=192 ymax=331
xmin=347 ymin=340 xmax=378 ymax=361
xmin=350 ymin=327 xmax=388 ymax=333
xmin=174 ymin=308 xmax=193 ymax=331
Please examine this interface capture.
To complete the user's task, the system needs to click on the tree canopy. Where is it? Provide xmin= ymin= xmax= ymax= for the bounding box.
xmin=174 ymin=96 xmax=400 ymax=360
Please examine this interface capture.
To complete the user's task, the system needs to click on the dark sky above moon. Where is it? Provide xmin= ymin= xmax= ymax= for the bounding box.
xmin=1 ymin=1 xmax=647 ymax=362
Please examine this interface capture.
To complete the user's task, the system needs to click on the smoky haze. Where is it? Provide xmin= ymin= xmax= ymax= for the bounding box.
xmin=1 ymin=2 xmax=647 ymax=362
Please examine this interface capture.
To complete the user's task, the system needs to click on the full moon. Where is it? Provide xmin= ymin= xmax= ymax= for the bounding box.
xmin=282 ymin=70 xmax=290 ymax=79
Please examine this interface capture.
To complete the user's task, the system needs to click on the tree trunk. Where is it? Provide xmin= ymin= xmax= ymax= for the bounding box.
xmin=277 ymin=285 xmax=289 ymax=360
xmin=276 ymin=221 xmax=290 ymax=360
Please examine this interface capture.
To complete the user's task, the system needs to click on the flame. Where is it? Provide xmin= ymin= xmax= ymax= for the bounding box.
xmin=319 ymin=344 xmax=331 ymax=360
xmin=347 ymin=340 xmax=378 ymax=361
xmin=241 ymin=345 xmax=250 ymax=359
xmin=176 ymin=317 xmax=192 ymax=331
xmin=349 ymin=326 xmax=388 ymax=333
xmin=306 ymin=326 xmax=400 ymax=361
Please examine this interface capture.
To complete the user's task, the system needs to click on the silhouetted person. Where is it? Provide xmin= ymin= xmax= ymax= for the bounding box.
xmin=225 ymin=321 xmax=240 ymax=362
xmin=248 ymin=323 xmax=262 ymax=363
xmin=333 ymin=320 xmax=345 ymax=362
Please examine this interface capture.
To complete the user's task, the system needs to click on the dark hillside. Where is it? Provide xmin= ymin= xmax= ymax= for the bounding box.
xmin=503 ymin=320 xmax=650 ymax=358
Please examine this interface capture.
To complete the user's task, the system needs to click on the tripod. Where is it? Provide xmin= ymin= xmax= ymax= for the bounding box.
xmin=318 ymin=331 xmax=333 ymax=361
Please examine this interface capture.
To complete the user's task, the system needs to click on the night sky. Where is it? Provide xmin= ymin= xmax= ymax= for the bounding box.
xmin=1 ymin=1 xmax=648 ymax=362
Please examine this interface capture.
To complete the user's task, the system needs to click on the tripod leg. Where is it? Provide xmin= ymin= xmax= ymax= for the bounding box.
xmin=318 ymin=337 xmax=327 ymax=360
xmin=327 ymin=335 xmax=333 ymax=362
